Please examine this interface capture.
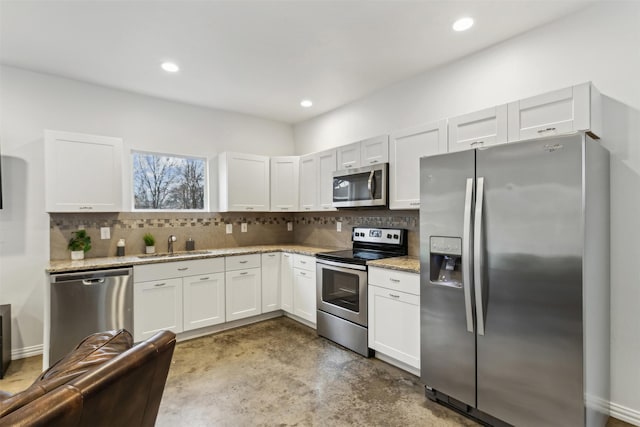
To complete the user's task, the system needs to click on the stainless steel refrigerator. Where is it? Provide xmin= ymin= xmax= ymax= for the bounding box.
xmin=419 ymin=134 xmax=610 ymax=427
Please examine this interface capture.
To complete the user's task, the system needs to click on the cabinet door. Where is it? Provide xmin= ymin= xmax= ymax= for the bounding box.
xmin=218 ymin=152 xmax=270 ymax=212
xmin=317 ymin=149 xmax=337 ymax=211
xmin=261 ymin=253 xmax=281 ymax=313
xmin=280 ymin=253 xmax=294 ymax=314
xmin=133 ymin=278 xmax=183 ymax=342
xmin=270 ymin=157 xmax=299 ymax=211
xmin=183 ymin=272 xmax=225 ymax=331
xmin=336 ymin=142 xmax=361 ymax=170
xmin=361 ymin=135 xmax=389 ymax=166
xmin=293 ymin=267 xmax=316 ymax=324
xmin=507 ymin=83 xmax=593 ymax=142
xmin=448 ymin=105 xmax=508 ymax=152
xmin=225 ymin=268 xmax=262 ymax=321
xmin=368 ymin=285 xmax=420 ymax=369
xmin=389 ymin=121 xmax=446 ymax=209
xmin=45 ymin=130 xmax=123 ymax=212
xmin=299 ymin=153 xmax=318 ymax=211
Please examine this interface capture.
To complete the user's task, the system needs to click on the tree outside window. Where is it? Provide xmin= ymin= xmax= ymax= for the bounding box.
xmin=133 ymin=151 xmax=206 ymax=210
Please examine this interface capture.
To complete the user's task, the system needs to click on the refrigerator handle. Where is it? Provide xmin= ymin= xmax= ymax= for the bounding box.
xmin=462 ymin=178 xmax=474 ymax=333
xmin=474 ymin=177 xmax=486 ymax=336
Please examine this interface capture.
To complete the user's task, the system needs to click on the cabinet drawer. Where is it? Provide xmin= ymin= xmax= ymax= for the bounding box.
xmin=368 ymin=267 xmax=419 ymax=295
xmin=225 ymin=254 xmax=261 ymax=271
xmin=293 ymin=254 xmax=315 ymax=271
xmin=134 ymin=258 xmax=225 ymax=282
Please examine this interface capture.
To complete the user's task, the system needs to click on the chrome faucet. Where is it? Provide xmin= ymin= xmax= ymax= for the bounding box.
xmin=168 ymin=235 xmax=177 ymax=254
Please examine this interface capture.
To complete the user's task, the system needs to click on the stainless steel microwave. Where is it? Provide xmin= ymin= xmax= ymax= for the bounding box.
xmin=332 ymin=163 xmax=388 ymax=208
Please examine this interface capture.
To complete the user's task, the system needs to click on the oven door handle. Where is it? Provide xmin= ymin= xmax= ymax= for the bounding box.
xmin=316 ymin=259 xmax=367 ymax=271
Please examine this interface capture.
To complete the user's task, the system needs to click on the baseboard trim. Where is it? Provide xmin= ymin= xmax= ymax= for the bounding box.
xmin=610 ymin=401 xmax=640 ymax=426
xmin=11 ymin=344 xmax=43 ymax=360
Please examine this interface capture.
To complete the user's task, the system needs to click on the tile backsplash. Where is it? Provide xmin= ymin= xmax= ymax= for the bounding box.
xmin=50 ymin=210 xmax=420 ymax=260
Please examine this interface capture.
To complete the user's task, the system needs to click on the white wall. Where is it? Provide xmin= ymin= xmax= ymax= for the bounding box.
xmin=294 ymin=1 xmax=640 ymax=423
xmin=0 ymin=65 xmax=294 ymax=358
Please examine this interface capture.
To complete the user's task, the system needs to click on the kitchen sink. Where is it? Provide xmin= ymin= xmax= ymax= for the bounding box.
xmin=137 ymin=250 xmax=211 ymax=259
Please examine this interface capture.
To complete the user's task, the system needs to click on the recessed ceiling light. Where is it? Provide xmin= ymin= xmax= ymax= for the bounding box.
xmin=161 ymin=62 xmax=180 ymax=73
xmin=300 ymin=99 xmax=313 ymax=108
xmin=452 ymin=17 xmax=474 ymax=32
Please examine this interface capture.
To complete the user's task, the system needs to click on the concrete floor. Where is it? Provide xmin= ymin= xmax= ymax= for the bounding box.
xmin=0 ymin=317 xmax=634 ymax=426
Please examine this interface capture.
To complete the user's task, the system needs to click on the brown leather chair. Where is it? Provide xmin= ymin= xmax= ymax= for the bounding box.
xmin=0 ymin=329 xmax=176 ymax=427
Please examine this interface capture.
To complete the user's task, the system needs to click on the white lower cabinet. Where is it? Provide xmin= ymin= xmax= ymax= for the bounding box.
xmin=280 ymin=253 xmax=294 ymax=313
xmin=134 ymin=278 xmax=183 ymax=341
xmin=133 ymin=258 xmax=225 ymax=342
xmin=368 ymin=267 xmax=420 ymax=371
xmin=225 ymin=254 xmax=262 ymax=321
xmin=183 ymin=272 xmax=225 ymax=331
xmin=261 ymin=253 xmax=281 ymax=313
xmin=292 ymin=255 xmax=316 ymax=324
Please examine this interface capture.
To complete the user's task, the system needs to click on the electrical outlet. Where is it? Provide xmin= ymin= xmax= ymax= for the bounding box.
xmin=100 ymin=227 xmax=110 ymax=239
xmin=336 ymin=221 xmax=342 ymax=232
xmin=241 ymin=223 xmax=248 ymax=233
xmin=226 ymin=224 xmax=233 ymax=234
xmin=287 ymin=222 xmax=293 ymax=232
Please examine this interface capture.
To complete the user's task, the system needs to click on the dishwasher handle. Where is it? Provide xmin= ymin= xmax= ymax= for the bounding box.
xmin=51 ymin=268 xmax=132 ymax=283
xmin=82 ymin=278 xmax=105 ymax=285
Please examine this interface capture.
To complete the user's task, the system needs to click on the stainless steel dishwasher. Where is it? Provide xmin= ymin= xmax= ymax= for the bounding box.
xmin=49 ymin=267 xmax=133 ymax=363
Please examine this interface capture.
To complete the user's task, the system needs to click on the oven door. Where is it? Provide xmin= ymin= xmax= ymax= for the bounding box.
xmin=316 ymin=259 xmax=368 ymax=326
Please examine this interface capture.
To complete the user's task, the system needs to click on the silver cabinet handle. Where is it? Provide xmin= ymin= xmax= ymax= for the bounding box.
xmin=370 ymin=159 xmax=378 ymax=164
xmin=268 ymin=254 xmax=275 ymax=257
xmin=177 ymin=267 xmax=188 ymax=271
xmin=367 ymin=170 xmax=375 ymax=199
xmin=462 ymin=178 xmax=474 ymax=333
xmin=389 ymin=293 xmax=400 ymax=298
xmin=537 ymin=127 xmax=557 ymax=134
xmin=79 ymin=206 xmax=93 ymax=210
xmin=409 ymin=202 xmax=420 ymax=206
xmin=281 ymin=207 xmax=288 ymax=210
xmin=240 ymin=272 xmax=248 ymax=275
xmin=283 ymin=254 xmax=290 ymax=258
xmin=470 ymin=141 xmax=484 ymax=146
xmin=474 ymin=177 xmax=486 ymax=336
xmin=239 ymin=260 xmax=248 ymax=264
xmin=300 ymin=260 xmax=306 ymax=264
xmin=300 ymin=272 xmax=307 ymax=276
xmin=389 ymin=278 xmax=400 ymax=283
xmin=154 ymin=282 xmax=166 ymax=287
xmin=246 ymin=207 xmax=253 ymax=210
xmin=200 ymin=277 xmax=210 ymax=281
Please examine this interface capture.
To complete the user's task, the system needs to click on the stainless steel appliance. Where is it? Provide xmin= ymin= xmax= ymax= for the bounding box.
xmin=332 ymin=163 xmax=388 ymax=208
xmin=420 ymin=134 xmax=610 ymax=427
xmin=50 ymin=267 xmax=133 ymax=364
xmin=317 ymin=227 xmax=407 ymax=356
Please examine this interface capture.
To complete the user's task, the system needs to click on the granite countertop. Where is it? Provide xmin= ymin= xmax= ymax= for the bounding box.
xmin=47 ymin=244 xmax=340 ymax=273
xmin=367 ymin=256 xmax=420 ymax=273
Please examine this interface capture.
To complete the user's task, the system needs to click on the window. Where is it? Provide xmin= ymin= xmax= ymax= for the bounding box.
xmin=132 ymin=151 xmax=207 ymax=210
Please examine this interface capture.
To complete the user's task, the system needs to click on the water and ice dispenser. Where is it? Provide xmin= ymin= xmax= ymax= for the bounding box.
xmin=429 ymin=237 xmax=463 ymax=288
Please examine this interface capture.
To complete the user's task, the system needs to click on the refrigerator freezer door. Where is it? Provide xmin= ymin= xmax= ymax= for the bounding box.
xmin=420 ymin=149 xmax=476 ymax=407
xmin=475 ymin=135 xmax=584 ymax=426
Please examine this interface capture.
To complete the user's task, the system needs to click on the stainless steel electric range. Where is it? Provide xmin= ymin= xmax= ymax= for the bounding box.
xmin=316 ymin=227 xmax=408 ymax=357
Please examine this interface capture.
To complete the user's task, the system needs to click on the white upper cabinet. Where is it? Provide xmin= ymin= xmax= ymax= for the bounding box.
xmin=299 ymin=153 xmax=318 ymax=212
xmin=389 ymin=121 xmax=447 ymax=210
xmin=360 ymin=135 xmax=389 ymax=166
xmin=218 ymin=152 xmax=270 ymax=212
xmin=317 ymin=149 xmax=337 ymax=211
xmin=447 ymin=105 xmax=508 ymax=152
xmin=507 ymin=82 xmax=601 ymax=142
xmin=336 ymin=142 xmax=361 ymax=170
xmin=270 ymin=156 xmax=299 ymax=211
xmin=45 ymin=130 xmax=123 ymax=212
xmin=336 ymin=135 xmax=389 ymax=170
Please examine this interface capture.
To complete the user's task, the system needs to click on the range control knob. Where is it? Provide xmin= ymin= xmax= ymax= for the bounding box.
xmin=393 ymin=234 xmax=399 ymax=239
xmin=387 ymin=233 xmax=392 ymax=238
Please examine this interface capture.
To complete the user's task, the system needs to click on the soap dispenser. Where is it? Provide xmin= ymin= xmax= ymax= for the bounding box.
xmin=116 ymin=239 xmax=126 ymax=257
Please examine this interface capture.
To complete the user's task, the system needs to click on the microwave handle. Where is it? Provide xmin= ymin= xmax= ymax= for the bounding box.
xmin=367 ymin=170 xmax=376 ymax=199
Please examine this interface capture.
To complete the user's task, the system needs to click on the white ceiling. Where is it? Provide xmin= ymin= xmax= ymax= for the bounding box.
xmin=0 ymin=1 xmax=594 ymax=124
